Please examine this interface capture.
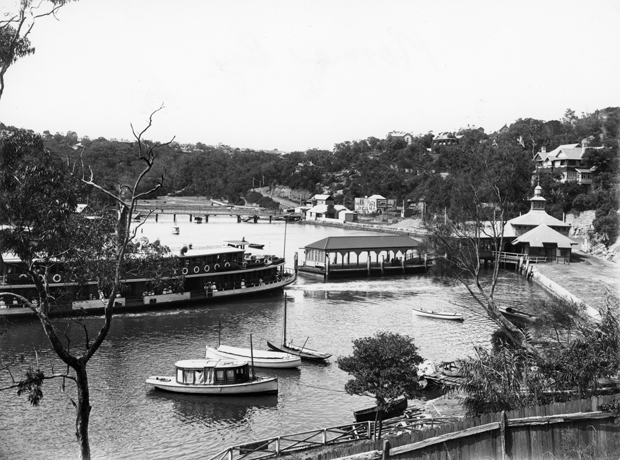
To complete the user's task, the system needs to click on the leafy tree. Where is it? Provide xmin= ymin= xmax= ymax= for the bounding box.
xmin=337 ymin=331 xmax=424 ymax=430
xmin=425 ymin=140 xmax=534 ymax=348
xmin=0 ymin=0 xmax=74 ymax=100
xmin=458 ymin=297 xmax=620 ymax=417
xmin=0 ymin=108 xmax=175 ymax=460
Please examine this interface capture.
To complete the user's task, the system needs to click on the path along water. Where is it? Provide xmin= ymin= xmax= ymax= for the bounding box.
xmin=0 ymin=216 xmax=557 ymax=459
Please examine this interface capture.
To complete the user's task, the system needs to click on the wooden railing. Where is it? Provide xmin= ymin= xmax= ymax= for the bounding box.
xmin=492 ymin=251 xmax=547 ymax=264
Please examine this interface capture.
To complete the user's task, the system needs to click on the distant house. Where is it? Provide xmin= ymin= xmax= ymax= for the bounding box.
xmin=532 ymin=141 xmax=602 ymax=192
xmin=431 ymin=132 xmax=462 ymax=150
xmin=306 ymin=194 xmax=336 ymax=220
xmin=389 ymin=132 xmax=414 ymax=145
xmin=354 ymin=195 xmax=396 ymax=215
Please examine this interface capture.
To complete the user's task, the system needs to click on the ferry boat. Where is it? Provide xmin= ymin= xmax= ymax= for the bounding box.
xmin=0 ymin=240 xmax=297 ymax=318
xmin=146 ymin=359 xmax=278 ymax=395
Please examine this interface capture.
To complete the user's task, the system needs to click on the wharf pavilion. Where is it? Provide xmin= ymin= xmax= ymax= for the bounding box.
xmin=299 ymin=235 xmax=426 ymax=279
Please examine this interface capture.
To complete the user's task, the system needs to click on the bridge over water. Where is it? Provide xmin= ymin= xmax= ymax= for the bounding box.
xmin=132 ymin=201 xmax=301 ymax=223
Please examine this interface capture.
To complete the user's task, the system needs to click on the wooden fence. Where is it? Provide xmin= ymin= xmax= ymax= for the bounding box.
xmin=284 ymin=395 xmax=619 ymax=460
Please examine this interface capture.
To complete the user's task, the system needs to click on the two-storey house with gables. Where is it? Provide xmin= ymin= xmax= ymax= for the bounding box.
xmin=532 ymin=141 xmax=602 ymax=192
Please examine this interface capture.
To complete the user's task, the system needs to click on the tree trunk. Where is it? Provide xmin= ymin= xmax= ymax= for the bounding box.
xmin=75 ymin=363 xmax=91 ymax=460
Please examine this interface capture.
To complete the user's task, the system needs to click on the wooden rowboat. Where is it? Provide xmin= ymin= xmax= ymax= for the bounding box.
xmin=499 ymin=306 xmax=538 ymax=323
xmin=412 ymin=307 xmax=464 ymax=321
xmin=353 ymin=397 xmax=408 ymax=422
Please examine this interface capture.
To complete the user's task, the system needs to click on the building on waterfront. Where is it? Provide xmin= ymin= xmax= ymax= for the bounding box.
xmin=501 ymin=186 xmax=578 ymax=262
xmin=306 ymin=194 xmax=336 ymax=220
xmin=354 ymin=195 xmax=396 ymax=215
xmin=300 ymin=235 xmax=425 ymax=279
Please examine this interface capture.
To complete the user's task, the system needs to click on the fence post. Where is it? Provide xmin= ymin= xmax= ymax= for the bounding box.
xmin=382 ymin=440 xmax=391 ymax=460
xmin=500 ymin=410 xmax=507 ymax=460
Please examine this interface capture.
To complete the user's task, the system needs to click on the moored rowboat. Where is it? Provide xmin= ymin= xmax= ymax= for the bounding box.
xmin=498 ymin=306 xmax=538 ymax=323
xmin=146 ymin=359 xmax=278 ymax=395
xmin=412 ymin=307 xmax=464 ymax=321
xmin=266 ymin=340 xmax=332 ymax=362
xmin=353 ymin=397 xmax=408 ymax=422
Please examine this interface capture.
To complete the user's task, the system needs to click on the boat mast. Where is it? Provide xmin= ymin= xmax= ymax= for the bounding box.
xmin=283 ymin=295 xmax=287 ymax=345
xmin=249 ymin=333 xmax=255 ymax=380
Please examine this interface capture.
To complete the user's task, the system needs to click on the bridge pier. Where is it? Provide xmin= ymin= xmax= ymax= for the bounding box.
xmin=253 ymin=215 xmax=258 ymax=223
xmin=173 ymin=214 xmax=176 ymax=223
xmin=155 ymin=214 xmax=158 ymax=222
xmin=269 ymin=216 xmax=272 ymax=224
xmin=205 ymin=215 xmax=208 ymax=223
xmin=189 ymin=214 xmax=192 ymax=222
xmin=237 ymin=215 xmax=241 ymax=223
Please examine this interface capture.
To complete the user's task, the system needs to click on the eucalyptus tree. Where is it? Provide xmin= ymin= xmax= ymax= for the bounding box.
xmin=424 ymin=140 xmax=533 ymax=347
xmin=0 ymin=108 xmax=175 ymax=460
xmin=0 ymin=0 xmax=75 ymax=100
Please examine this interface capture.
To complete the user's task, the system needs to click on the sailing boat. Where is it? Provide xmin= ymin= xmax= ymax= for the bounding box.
xmin=267 ymin=295 xmax=332 ymax=362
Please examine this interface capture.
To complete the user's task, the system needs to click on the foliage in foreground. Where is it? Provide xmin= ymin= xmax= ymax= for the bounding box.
xmin=457 ymin=297 xmax=620 ymax=417
xmin=337 ymin=331 xmax=425 ymax=409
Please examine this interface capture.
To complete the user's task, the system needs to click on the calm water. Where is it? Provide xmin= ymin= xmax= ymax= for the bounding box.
xmin=0 ymin=217 xmax=555 ymax=459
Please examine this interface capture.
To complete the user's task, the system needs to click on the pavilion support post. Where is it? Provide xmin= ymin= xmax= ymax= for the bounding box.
xmin=325 ymin=255 xmax=330 ymax=280
xmin=402 ymin=254 xmax=405 ymax=273
xmin=367 ymin=253 xmax=371 ymax=276
xmin=381 ymin=255 xmax=385 ymax=275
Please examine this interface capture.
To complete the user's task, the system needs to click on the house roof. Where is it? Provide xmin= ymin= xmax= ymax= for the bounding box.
xmin=308 ymin=204 xmax=329 ymax=213
xmin=368 ymin=194 xmax=386 ymax=200
xmin=511 ymin=224 xmax=578 ymax=249
xmin=304 ymin=235 xmax=421 ymax=252
xmin=312 ymin=194 xmax=333 ymax=200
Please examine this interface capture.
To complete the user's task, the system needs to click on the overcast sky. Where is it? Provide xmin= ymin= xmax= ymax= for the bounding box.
xmin=1 ymin=0 xmax=619 ymax=152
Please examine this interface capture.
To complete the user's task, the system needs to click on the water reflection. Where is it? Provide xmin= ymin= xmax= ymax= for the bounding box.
xmin=147 ymin=391 xmax=278 ymax=425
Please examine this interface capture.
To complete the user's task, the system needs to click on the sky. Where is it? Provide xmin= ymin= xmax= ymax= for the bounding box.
xmin=1 ymin=0 xmax=619 ymax=152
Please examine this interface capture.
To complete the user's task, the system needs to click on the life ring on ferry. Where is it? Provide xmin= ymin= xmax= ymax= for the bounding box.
xmin=204 ymin=265 xmax=210 ymax=272
xmin=193 ymin=266 xmax=200 ymax=274
xmin=182 ymin=267 xmax=189 ymax=275
xmin=214 ymin=264 xmax=220 ymax=271
xmin=52 ymin=274 xmax=62 ymax=283
xmin=224 ymin=262 xmax=230 ymax=269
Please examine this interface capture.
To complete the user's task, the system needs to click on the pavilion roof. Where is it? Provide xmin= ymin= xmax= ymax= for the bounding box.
xmin=507 ymin=210 xmax=570 ymax=228
xmin=511 ymin=224 xmax=578 ymax=249
xmin=303 ymin=235 xmax=421 ymax=252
